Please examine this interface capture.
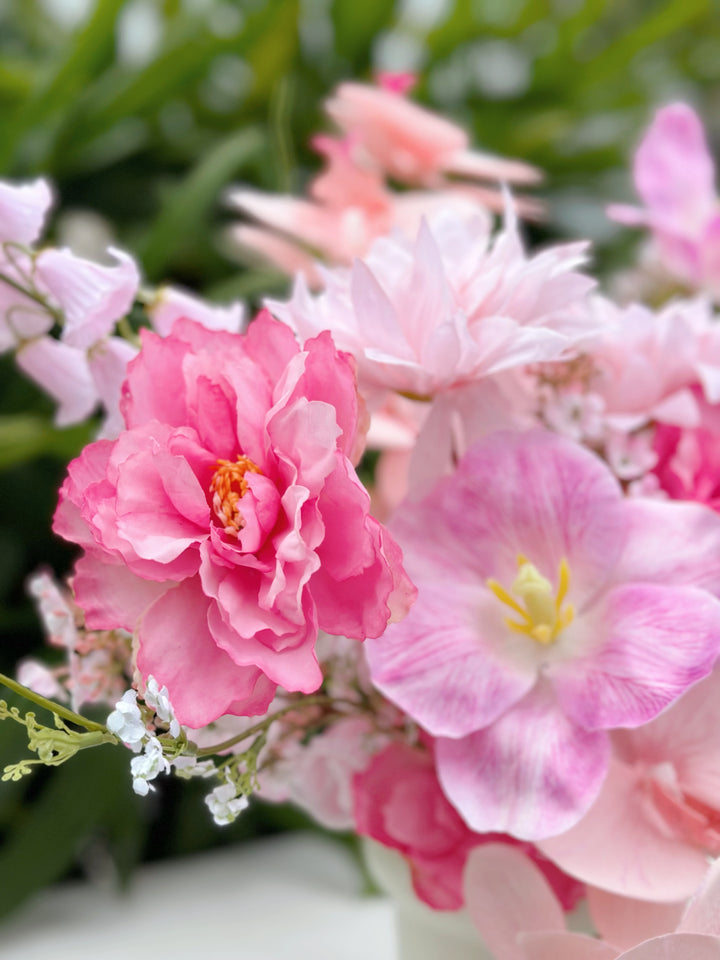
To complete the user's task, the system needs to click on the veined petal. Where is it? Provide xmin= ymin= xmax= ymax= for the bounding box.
xmin=436 ymin=689 xmax=610 ymax=841
xmin=552 ymin=583 xmax=720 ymax=731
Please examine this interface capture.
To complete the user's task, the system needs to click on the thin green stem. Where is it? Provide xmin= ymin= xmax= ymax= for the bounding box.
xmin=0 ymin=271 xmax=64 ymax=325
xmin=196 ymin=695 xmax=343 ymax=758
xmin=0 ymin=672 xmax=107 ymax=733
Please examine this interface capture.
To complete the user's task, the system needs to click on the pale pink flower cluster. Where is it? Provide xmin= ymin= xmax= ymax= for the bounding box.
xmin=0 ymin=181 xmax=244 ymax=436
xmin=229 ymin=74 xmax=542 ymax=286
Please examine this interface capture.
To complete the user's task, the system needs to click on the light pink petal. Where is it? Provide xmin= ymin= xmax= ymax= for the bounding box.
xmin=448 ymin=149 xmax=542 ymax=185
xmin=137 ymin=578 xmax=276 ymax=727
xmin=89 ymin=335 xmax=138 ymax=439
xmin=464 ymin=843 xmax=564 ymax=960
xmin=621 ymin=934 xmax=720 ymax=960
xmin=436 ymin=690 xmax=611 ymax=841
xmin=612 ymin=499 xmax=720 ymax=594
xmin=71 ymin=551 xmax=169 ymax=632
xmin=634 ymin=104 xmax=716 ymax=230
xmin=587 ymin=887 xmax=685 ymax=951
xmin=553 ymin=583 xmax=720 ymax=731
xmin=679 ymin=858 xmax=720 ymax=935
xmin=16 ymin=336 xmax=97 ymax=426
xmin=539 ymin=756 xmax=710 ymax=901
xmin=520 ymin=931 xmax=618 ymax=960
xmin=0 ymin=178 xmax=53 ymax=244
xmin=149 ymin=285 xmax=245 ymax=337
xmin=37 ymin=247 xmax=139 ymax=350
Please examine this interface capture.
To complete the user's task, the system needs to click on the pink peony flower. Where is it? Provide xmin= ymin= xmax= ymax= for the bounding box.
xmin=53 ymin=312 xmax=414 ymax=727
xmin=366 ymin=429 xmax=720 ymax=840
xmin=608 ymin=103 xmax=720 ymax=298
xmin=538 ymin=666 xmax=720 ymax=902
xmin=352 ymin=740 xmax=583 ymax=912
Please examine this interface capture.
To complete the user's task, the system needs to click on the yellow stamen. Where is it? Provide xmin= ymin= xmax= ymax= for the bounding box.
xmin=487 ymin=555 xmax=575 ymax=646
xmin=209 ymin=455 xmax=261 ymax=536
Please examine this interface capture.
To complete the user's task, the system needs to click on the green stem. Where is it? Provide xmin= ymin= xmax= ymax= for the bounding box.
xmin=196 ymin=695 xmax=339 ymax=758
xmin=0 ymin=672 xmax=107 ymax=733
xmin=0 ymin=271 xmax=63 ymax=325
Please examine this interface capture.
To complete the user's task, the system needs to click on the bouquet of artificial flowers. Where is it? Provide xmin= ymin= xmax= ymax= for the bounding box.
xmin=3 ymin=76 xmax=720 ymax=959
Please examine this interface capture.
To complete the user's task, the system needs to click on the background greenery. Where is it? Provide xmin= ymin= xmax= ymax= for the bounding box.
xmin=0 ymin=0 xmax=718 ymax=918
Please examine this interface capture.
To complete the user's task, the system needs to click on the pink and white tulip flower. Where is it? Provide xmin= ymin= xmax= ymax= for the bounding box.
xmin=366 ymin=429 xmax=720 ymax=840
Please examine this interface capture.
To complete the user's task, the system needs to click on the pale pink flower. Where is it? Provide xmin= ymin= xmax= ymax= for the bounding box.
xmin=34 ymin=246 xmax=139 ymax=350
xmin=608 ymin=103 xmax=720 ymax=298
xmin=16 ymin=659 xmax=66 ymax=701
xmin=0 ymin=177 xmax=53 ymax=246
xmin=269 ymin=210 xmax=593 ymax=408
xmin=353 ymin=740 xmax=583 ymax=912
xmin=325 ymin=80 xmax=541 ymax=188
xmin=147 ymin=285 xmax=245 ymax=337
xmin=509 ymin=855 xmax=720 ymax=960
xmin=539 ymin=666 xmax=720 ymax=902
xmin=53 ymin=313 xmax=414 ymax=727
xmin=366 ymin=430 xmax=720 ymax=840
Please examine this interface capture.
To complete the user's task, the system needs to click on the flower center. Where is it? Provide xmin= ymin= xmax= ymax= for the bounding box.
xmin=487 ymin=555 xmax=575 ymax=645
xmin=209 ymin=455 xmax=262 ymax=536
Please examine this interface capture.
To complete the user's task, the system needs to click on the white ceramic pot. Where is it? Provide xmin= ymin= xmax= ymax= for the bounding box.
xmin=362 ymin=839 xmax=494 ymax=960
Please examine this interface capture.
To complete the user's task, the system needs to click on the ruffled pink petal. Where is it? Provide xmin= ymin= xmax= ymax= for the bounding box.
xmin=89 ymin=335 xmax=138 ymax=439
xmin=539 ymin=756 xmax=710 ymax=901
xmin=587 ymin=887 xmax=685 ymax=951
xmin=71 ymin=551 xmax=169 ymax=632
xmin=436 ymin=689 xmax=611 ymax=841
xmin=16 ymin=336 xmax=97 ymax=426
xmin=37 ymin=247 xmax=139 ymax=350
xmin=464 ymin=843 xmax=564 ymax=960
xmin=137 ymin=578 xmax=276 ymax=727
xmin=552 ymin=583 xmax=720 ymax=730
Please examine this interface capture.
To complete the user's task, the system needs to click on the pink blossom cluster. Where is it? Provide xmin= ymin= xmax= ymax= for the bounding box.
xmin=229 ymin=74 xmax=543 ymax=286
xmin=15 ymin=91 xmax=720 ymax=959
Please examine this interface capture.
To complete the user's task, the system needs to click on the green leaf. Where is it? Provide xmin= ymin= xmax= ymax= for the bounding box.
xmin=138 ymin=127 xmax=264 ymax=280
xmin=0 ymin=415 xmax=94 ymax=471
xmin=330 ymin=0 xmax=396 ymax=64
xmin=0 ymin=0 xmax=130 ymax=172
xmin=0 ymin=742 xmax=140 ymax=920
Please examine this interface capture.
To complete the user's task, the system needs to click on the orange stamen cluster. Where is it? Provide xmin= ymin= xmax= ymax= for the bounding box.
xmin=209 ymin=455 xmax=261 ymax=536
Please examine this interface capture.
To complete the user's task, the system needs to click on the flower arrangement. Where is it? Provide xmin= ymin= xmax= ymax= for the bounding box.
xmin=3 ymin=77 xmax=720 ymax=958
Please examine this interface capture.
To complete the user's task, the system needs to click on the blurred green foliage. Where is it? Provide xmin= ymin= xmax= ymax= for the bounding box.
xmin=0 ymin=0 xmax=719 ymax=918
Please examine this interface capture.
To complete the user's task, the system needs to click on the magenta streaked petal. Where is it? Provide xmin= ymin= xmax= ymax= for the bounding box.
xmin=366 ymin=587 xmax=536 ymax=738
xmin=553 ymin=583 xmax=720 ymax=731
xmin=436 ymin=690 xmax=610 ymax=840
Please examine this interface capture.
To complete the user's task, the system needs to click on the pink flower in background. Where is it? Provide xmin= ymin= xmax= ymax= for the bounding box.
xmin=539 ymin=666 xmax=720 ymax=902
xmin=353 ymin=740 xmax=583 ymax=912
xmin=652 ymin=421 xmax=720 ymax=509
xmin=608 ymin=103 xmax=720 ymax=298
xmin=366 ymin=430 xmax=720 ymax=840
xmin=505 ymin=855 xmax=720 ymax=960
xmin=464 ymin=843 xmax=720 ymax=960
xmin=325 ymin=80 xmax=541 ymax=188
xmin=54 ymin=312 xmax=414 ymax=727
xmin=147 ymin=285 xmax=245 ymax=337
